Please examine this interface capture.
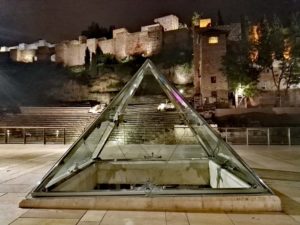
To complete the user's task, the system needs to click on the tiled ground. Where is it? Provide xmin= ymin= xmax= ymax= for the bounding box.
xmin=0 ymin=144 xmax=299 ymax=225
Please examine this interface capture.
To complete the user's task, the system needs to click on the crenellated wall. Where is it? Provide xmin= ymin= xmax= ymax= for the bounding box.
xmin=154 ymin=15 xmax=179 ymax=31
xmin=53 ymin=15 xmax=180 ymax=67
xmin=10 ymin=49 xmax=36 ymax=63
xmin=4 ymin=15 xmax=179 ymax=66
xmin=55 ymin=24 xmax=163 ymax=66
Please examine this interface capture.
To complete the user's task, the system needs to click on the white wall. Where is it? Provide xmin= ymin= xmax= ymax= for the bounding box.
xmin=209 ymin=160 xmax=250 ymax=188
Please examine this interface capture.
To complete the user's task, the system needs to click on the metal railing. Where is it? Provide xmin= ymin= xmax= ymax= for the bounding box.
xmin=0 ymin=126 xmax=299 ymax=146
xmin=217 ymin=127 xmax=300 ymax=146
xmin=0 ymin=127 xmax=66 ymax=144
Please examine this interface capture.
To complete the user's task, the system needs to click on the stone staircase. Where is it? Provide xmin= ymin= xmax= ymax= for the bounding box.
xmin=109 ymin=104 xmax=185 ymax=144
xmin=0 ymin=107 xmax=98 ymax=143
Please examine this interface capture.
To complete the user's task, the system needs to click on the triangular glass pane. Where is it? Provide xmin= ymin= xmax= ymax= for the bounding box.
xmin=31 ymin=59 xmax=271 ymax=196
xmin=99 ymin=69 xmax=205 ymax=161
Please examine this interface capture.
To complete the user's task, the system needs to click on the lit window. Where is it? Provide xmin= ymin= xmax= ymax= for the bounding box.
xmin=208 ymin=36 xmax=219 ymax=44
xmin=211 ymin=76 xmax=216 ymax=83
xmin=200 ymin=18 xmax=212 ymax=28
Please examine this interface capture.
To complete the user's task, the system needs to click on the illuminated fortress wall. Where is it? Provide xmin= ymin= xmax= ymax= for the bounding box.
xmin=3 ymin=15 xmax=180 ymax=66
xmin=55 ymin=15 xmax=177 ymax=67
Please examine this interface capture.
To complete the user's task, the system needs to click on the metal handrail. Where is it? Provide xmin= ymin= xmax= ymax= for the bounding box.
xmin=217 ymin=127 xmax=299 ymax=146
xmin=0 ymin=126 xmax=299 ymax=146
xmin=0 ymin=127 xmax=67 ymax=145
xmin=0 ymin=126 xmax=67 ymax=129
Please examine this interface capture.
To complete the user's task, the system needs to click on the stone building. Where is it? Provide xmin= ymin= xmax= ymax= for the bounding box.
xmin=36 ymin=46 xmax=55 ymax=62
xmin=55 ymin=22 xmax=164 ymax=67
xmin=193 ymin=26 xmax=229 ymax=109
xmin=55 ymin=38 xmax=98 ymax=66
xmin=10 ymin=46 xmax=55 ymax=63
xmin=54 ymin=15 xmax=182 ymax=67
xmin=4 ymin=40 xmax=55 ymax=63
xmin=2 ymin=15 xmax=181 ymax=66
xmin=99 ymin=24 xmax=163 ymax=61
xmin=10 ymin=49 xmax=37 ymax=63
xmin=154 ymin=15 xmax=179 ymax=31
xmin=163 ymin=28 xmax=191 ymax=52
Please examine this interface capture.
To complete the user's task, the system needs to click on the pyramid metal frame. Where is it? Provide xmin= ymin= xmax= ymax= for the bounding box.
xmin=30 ymin=59 xmax=272 ymax=197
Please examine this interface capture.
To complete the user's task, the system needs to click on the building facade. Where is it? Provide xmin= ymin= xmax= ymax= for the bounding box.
xmin=193 ymin=26 xmax=229 ymax=109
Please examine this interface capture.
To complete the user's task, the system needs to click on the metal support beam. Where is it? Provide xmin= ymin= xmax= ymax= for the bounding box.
xmin=267 ymin=128 xmax=270 ymax=146
xmin=23 ymin=128 xmax=26 ymax=144
xmin=43 ymin=128 xmax=46 ymax=145
xmin=288 ymin=128 xmax=291 ymax=146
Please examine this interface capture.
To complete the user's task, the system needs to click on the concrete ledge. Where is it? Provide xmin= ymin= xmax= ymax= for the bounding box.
xmin=19 ymin=195 xmax=281 ymax=212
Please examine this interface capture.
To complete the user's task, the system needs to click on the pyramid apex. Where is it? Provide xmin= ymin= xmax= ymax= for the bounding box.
xmin=143 ymin=58 xmax=153 ymax=66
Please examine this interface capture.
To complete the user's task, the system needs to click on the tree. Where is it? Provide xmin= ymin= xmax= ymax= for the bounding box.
xmin=90 ymin=53 xmax=97 ymax=76
xmin=192 ymin=12 xmax=202 ymax=26
xmin=107 ymin=25 xmax=116 ymax=39
xmin=84 ymin=47 xmax=90 ymax=70
xmin=223 ymin=14 xmax=300 ymax=107
xmin=96 ymin=46 xmax=104 ymax=64
xmin=222 ymin=43 xmax=260 ymax=107
xmin=256 ymin=15 xmax=300 ymax=106
xmin=284 ymin=13 xmax=300 ymax=95
xmin=81 ymin=22 xmax=109 ymax=39
xmin=222 ymin=17 xmax=260 ymax=108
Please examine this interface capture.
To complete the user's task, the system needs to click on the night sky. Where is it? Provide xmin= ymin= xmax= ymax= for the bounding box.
xmin=0 ymin=0 xmax=299 ymax=45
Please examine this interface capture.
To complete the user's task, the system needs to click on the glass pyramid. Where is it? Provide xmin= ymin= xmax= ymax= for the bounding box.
xmin=31 ymin=59 xmax=271 ymax=197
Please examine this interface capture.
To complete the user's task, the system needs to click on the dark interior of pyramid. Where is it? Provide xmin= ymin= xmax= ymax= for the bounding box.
xmin=31 ymin=60 xmax=271 ymax=197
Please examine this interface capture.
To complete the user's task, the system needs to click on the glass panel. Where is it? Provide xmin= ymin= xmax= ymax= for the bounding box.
xmin=248 ymin=128 xmax=268 ymax=145
xmin=25 ymin=128 xmax=44 ymax=144
xmin=0 ymin=128 xmax=5 ymax=144
xmin=270 ymin=127 xmax=288 ymax=145
xmin=226 ymin=128 xmax=247 ymax=145
xmin=45 ymin=128 xmax=64 ymax=144
xmin=45 ymin=125 xmax=104 ymax=188
xmin=7 ymin=128 xmax=24 ymax=144
xmin=216 ymin=128 xmax=227 ymax=142
xmin=100 ymin=112 xmax=206 ymax=161
xmin=291 ymin=127 xmax=300 ymax=145
xmin=214 ymin=140 xmax=260 ymax=186
xmin=99 ymin=71 xmax=207 ymax=161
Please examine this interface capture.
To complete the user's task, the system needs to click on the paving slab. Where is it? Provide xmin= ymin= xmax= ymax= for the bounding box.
xmin=78 ymin=222 xmax=100 ymax=225
xmin=166 ymin=212 xmax=189 ymax=225
xmin=292 ymin=215 xmax=300 ymax=223
xmin=187 ymin=213 xmax=234 ymax=225
xmin=0 ymin=144 xmax=300 ymax=225
xmin=0 ymin=192 xmax=30 ymax=224
xmin=20 ymin=209 xmax=86 ymax=219
xmin=80 ymin=210 xmax=106 ymax=222
xmin=0 ymin=184 xmax=32 ymax=193
xmin=9 ymin=218 xmax=79 ymax=225
xmin=99 ymin=211 xmax=166 ymax=225
xmin=227 ymin=213 xmax=300 ymax=225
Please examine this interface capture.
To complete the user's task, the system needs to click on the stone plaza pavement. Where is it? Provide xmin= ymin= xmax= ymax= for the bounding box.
xmin=0 ymin=144 xmax=299 ymax=225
